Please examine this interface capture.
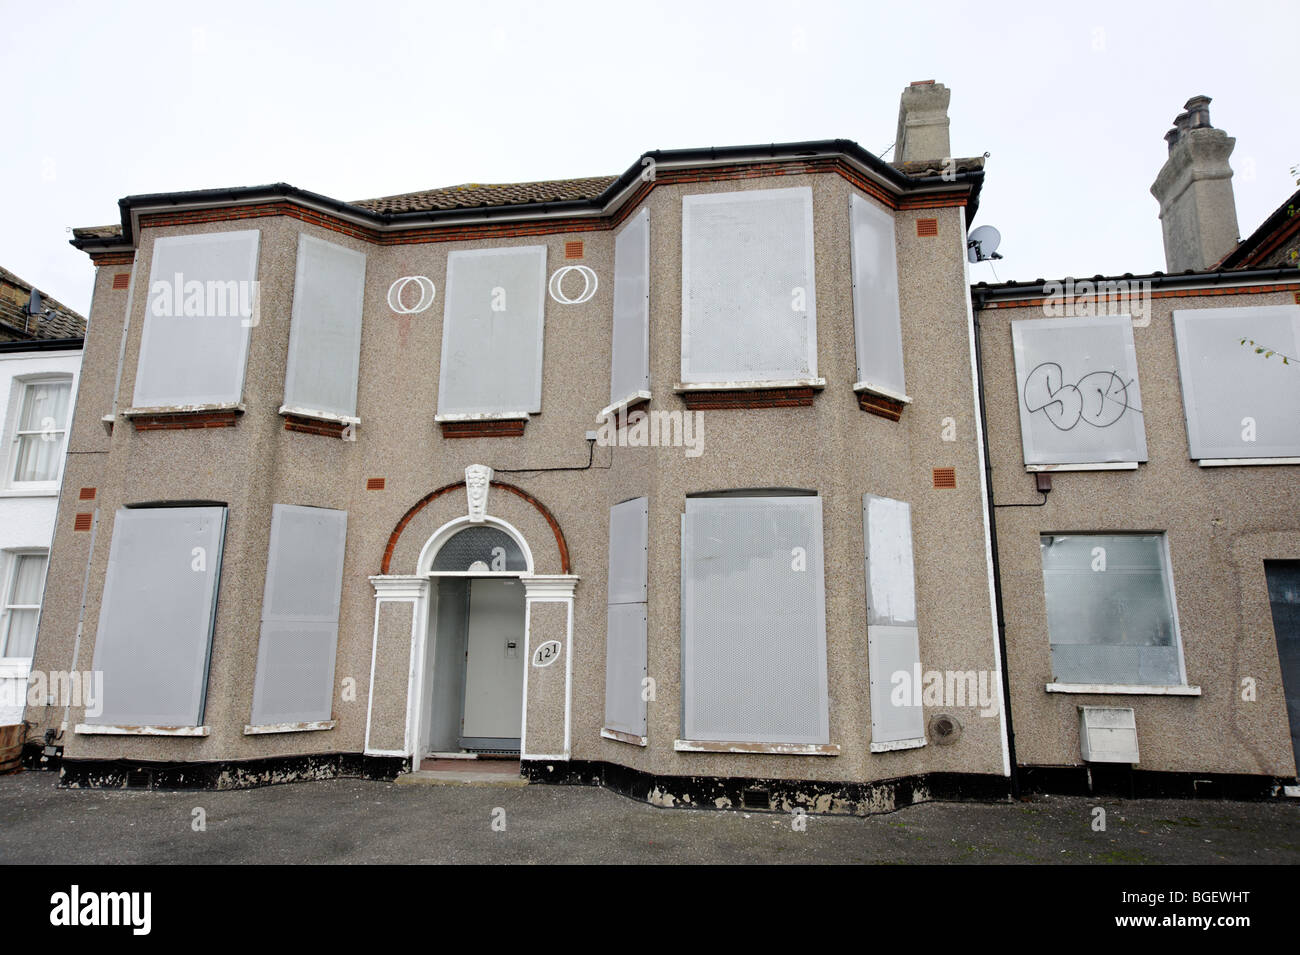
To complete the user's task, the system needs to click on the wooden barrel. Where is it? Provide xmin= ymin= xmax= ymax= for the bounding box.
xmin=0 ymin=723 xmax=26 ymax=775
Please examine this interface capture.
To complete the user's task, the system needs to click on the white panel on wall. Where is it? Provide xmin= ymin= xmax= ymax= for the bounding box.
xmin=89 ymin=507 xmax=227 ymax=726
xmin=134 ymin=230 xmax=260 ymax=408
xmin=681 ymin=495 xmax=829 ymax=744
xmin=283 ymin=234 xmax=367 ymax=419
xmin=250 ymin=504 xmax=348 ymax=725
xmin=610 ymin=209 xmax=650 ymax=406
xmin=681 ymin=188 xmax=817 ymax=383
xmin=863 ymin=494 xmax=925 ymax=750
xmin=1011 ymin=315 xmax=1148 ymax=466
xmin=850 ymin=193 xmax=905 ymax=396
xmin=437 ymin=246 xmax=547 ymax=415
xmin=1173 ymin=305 xmax=1300 ymax=459
xmin=604 ymin=497 xmax=648 ymax=737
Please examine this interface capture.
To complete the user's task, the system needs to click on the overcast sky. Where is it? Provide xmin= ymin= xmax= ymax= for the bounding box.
xmin=3 ymin=0 xmax=1294 ymax=317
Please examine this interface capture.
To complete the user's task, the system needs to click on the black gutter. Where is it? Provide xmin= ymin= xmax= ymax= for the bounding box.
xmin=970 ymin=287 xmax=1019 ymax=796
xmin=72 ymin=139 xmax=983 ymax=252
xmin=0 ymin=337 xmax=84 ymax=353
xmin=973 ymin=264 xmax=1300 ymax=300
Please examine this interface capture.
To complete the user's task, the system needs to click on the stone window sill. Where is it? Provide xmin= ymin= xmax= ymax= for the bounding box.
xmin=244 ymin=720 xmax=336 ymax=735
xmin=870 ymin=736 xmax=926 ymax=753
xmin=853 ymin=381 xmax=911 ymax=421
xmin=673 ymin=739 xmax=840 ymax=756
xmin=435 ymin=412 xmax=530 ymax=438
xmin=122 ymin=403 xmax=244 ymax=432
xmin=279 ymin=406 xmax=358 ymax=439
xmin=601 ymin=727 xmax=647 ymax=747
xmin=673 ymin=378 xmax=825 ymax=410
xmin=1025 ymin=462 xmax=1140 ymax=472
xmin=75 ymin=723 xmax=210 ymax=736
xmin=1197 ymin=457 xmax=1300 ymax=467
xmin=1045 ymin=683 xmax=1202 ymax=696
xmin=598 ymin=391 xmax=652 ymax=420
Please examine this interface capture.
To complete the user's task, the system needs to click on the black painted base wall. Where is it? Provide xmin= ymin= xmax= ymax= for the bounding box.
xmin=52 ymin=751 xmax=408 ymax=790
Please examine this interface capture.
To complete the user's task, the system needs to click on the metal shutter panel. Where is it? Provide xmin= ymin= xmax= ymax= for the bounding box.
xmin=607 ymin=497 xmax=648 ymax=605
xmin=1173 ymin=305 xmax=1300 ymax=459
xmin=283 ymin=234 xmax=366 ymax=418
xmin=849 ymin=193 xmax=906 ymax=396
xmin=1011 ymin=315 xmax=1148 ymax=465
xmin=250 ymin=504 xmax=348 ymax=725
xmin=134 ymin=230 xmax=260 ymax=408
xmin=437 ymin=246 xmax=547 ymax=415
xmin=863 ymin=494 xmax=925 ymax=749
xmin=681 ymin=495 xmax=829 ymax=744
xmin=89 ymin=507 xmax=227 ymax=726
xmin=681 ymin=188 xmax=817 ymax=383
xmin=610 ymin=209 xmax=650 ymax=406
xmin=604 ymin=602 xmax=647 ymax=736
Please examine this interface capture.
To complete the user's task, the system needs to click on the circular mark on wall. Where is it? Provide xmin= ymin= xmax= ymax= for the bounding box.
xmin=387 ymin=276 xmax=437 ymax=314
xmin=531 ymin=639 xmax=562 ymax=668
xmin=929 ymin=713 xmax=963 ymax=745
xmin=548 ymin=265 xmax=598 ymax=305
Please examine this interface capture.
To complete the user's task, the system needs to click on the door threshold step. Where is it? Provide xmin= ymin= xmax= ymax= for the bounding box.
xmin=396 ymin=769 xmax=528 ymax=788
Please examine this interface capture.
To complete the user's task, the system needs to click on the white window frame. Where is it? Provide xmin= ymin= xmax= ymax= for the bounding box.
xmin=3 ymin=374 xmax=74 ymax=494
xmin=680 ymin=187 xmax=819 ymax=387
xmin=0 ymin=549 xmax=48 ymax=664
xmin=1040 ymin=532 xmax=1199 ymax=695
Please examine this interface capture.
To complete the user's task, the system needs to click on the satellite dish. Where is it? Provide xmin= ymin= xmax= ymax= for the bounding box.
xmin=25 ymin=289 xmax=43 ymax=315
xmin=967 ymin=225 xmax=1003 ymax=263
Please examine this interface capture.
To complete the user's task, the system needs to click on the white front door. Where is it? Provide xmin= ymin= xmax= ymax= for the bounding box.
xmin=460 ymin=579 xmax=525 ymax=746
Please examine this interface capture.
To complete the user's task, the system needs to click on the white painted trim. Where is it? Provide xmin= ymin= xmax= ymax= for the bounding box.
xmin=416 ymin=515 xmax=535 ymax=576
xmin=1046 ymin=683 xmax=1202 ymax=696
xmin=75 ymin=724 xmax=209 ymax=736
xmin=277 ymin=405 xmax=360 ymax=425
xmin=598 ymin=390 xmax=652 ymax=420
xmin=243 ymin=720 xmax=336 ymax=735
xmin=672 ymin=378 xmax=826 ymax=392
xmin=1197 ymin=457 xmax=1300 ymax=467
xmin=1026 ymin=462 xmax=1140 ymax=472
xmin=870 ymin=736 xmax=927 ymax=753
xmin=852 ymin=381 xmax=912 ymax=404
xmin=369 ymin=575 xmax=428 ymax=600
xmin=521 ymin=575 xmax=579 ymax=599
xmin=120 ymin=402 xmax=245 ymax=417
xmin=962 ymin=205 xmax=1013 ymax=780
xmin=673 ymin=739 xmax=840 ymax=756
xmin=601 ymin=727 xmax=647 ymax=747
xmin=364 ymin=586 xmax=429 ymax=757
xmin=520 ymin=585 xmax=575 ymax=761
xmin=433 ymin=411 xmax=530 ymax=422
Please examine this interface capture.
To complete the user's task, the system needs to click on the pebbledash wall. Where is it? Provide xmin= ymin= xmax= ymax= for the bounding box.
xmin=24 ymin=140 xmax=1016 ymax=810
xmin=975 ymin=273 xmax=1300 ymax=795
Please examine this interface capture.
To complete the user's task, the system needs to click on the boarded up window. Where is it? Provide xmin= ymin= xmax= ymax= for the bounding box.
xmin=610 ymin=209 xmax=650 ymax=407
xmin=134 ymin=230 xmax=260 ymax=408
xmin=249 ymin=505 xmax=348 ymax=726
xmin=283 ymin=234 xmax=366 ymax=419
xmin=89 ymin=507 xmax=227 ymax=726
xmin=850 ymin=194 xmax=906 ymax=397
xmin=604 ymin=497 xmax=648 ymax=737
xmin=437 ymin=246 xmax=547 ymax=415
xmin=681 ymin=188 xmax=817 ymax=383
xmin=1041 ymin=533 xmax=1184 ymax=686
xmin=1173 ymin=305 xmax=1300 ymax=459
xmin=863 ymin=494 xmax=925 ymax=750
xmin=681 ymin=495 xmax=828 ymax=744
xmin=1012 ymin=315 xmax=1148 ymax=466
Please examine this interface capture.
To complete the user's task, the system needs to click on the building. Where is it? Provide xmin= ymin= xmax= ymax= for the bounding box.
xmin=0 ymin=267 xmax=84 ymax=727
xmin=21 ymin=84 xmax=1300 ymax=809
xmin=974 ymin=96 xmax=1300 ymax=797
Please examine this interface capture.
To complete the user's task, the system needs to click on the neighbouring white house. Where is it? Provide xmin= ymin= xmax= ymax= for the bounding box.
xmin=0 ymin=265 xmax=84 ymax=726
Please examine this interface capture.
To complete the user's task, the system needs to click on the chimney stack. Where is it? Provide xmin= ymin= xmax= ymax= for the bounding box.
xmin=1150 ymin=96 xmax=1240 ymax=272
xmin=895 ymin=80 xmax=951 ymax=164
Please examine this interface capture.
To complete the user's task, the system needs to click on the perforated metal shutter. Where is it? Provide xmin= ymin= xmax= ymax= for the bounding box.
xmin=249 ymin=504 xmax=348 ymax=725
xmin=437 ymin=245 xmax=547 ymax=415
xmin=1011 ymin=315 xmax=1147 ymax=465
xmin=850 ymin=193 xmax=905 ymax=396
xmin=681 ymin=188 xmax=817 ymax=383
xmin=134 ymin=230 xmax=260 ymax=408
xmin=283 ymin=234 xmax=366 ymax=418
xmin=604 ymin=497 xmax=648 ymax=736
xmin=610 ymin=209 xmax=650 ymax=406
xmin=88 ymin=507 xmax=227 ymax=726
xmin=863 ymin=495 xmax=925 ymax=749
xmin=681 ymin=495 xmax=829 ymax=744
xmin=1173 ymin=305 xmax=1300 ymax=459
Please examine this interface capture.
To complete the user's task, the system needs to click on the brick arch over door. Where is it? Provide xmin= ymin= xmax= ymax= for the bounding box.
xmin=380 ymin=480 xmax=571 ymax=575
